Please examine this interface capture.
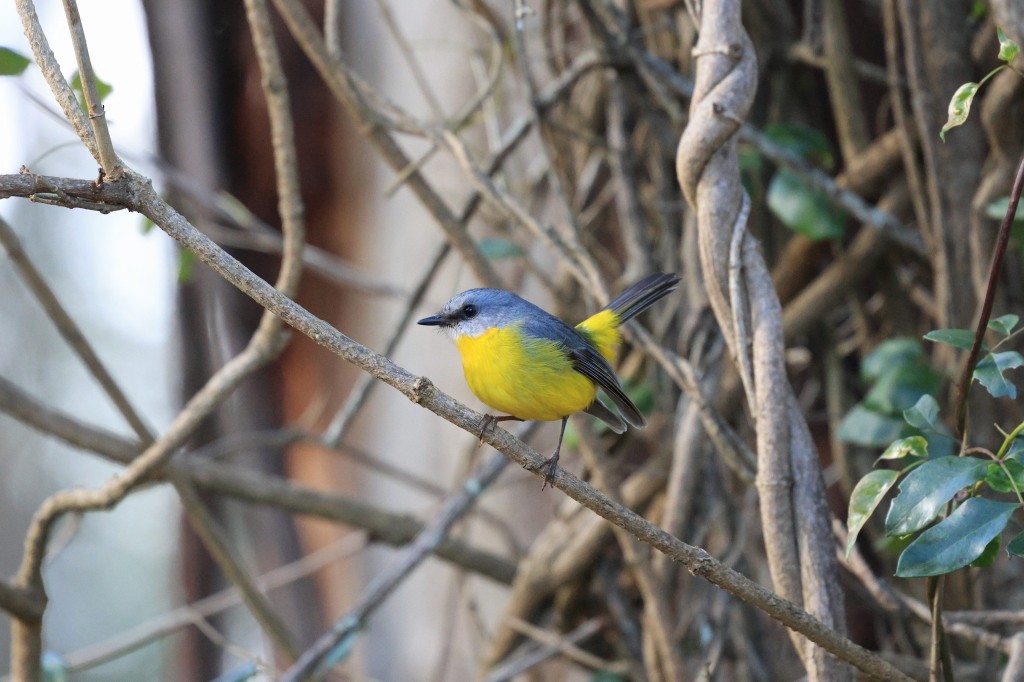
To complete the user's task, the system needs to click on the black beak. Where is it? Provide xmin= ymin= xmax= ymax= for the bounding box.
xmin=417 ymin=314 xmax=447 ymax=326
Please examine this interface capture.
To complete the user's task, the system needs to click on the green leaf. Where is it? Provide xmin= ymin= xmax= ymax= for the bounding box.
xmin=940 ymin=82 xmax=980 ymax=141
xmin=0 ymin=47 xmax=31 ymax=76
xmin=41 ymin=652 xmax=67 ymax=682
xmin=837 ymin=405 xmax=907 ymax=447
xmin=177 ymin=248 xmax=196 ymax=284
xmin=846 ymin=469 xmax=901 ymax=556
xmin=70 ymin=70 xmax=113 ymax=106
xmin=863 ymin=362 xmax=941 ymax=415
xmin=1008 ymin=530 xmax=1024 ymax=557
xmin=986 ymin=459 xmax=1024 ymax=494
xmin=738 ymin=146 xmax=764 ymax=196
xmin=885 ymin=455 xmax=989 ymax=536
xmin=862 ymin=338 xmax=923 ymax=382
xmin=766 ymin=169 xmax=847 ymax=241
xmin=478 ymin=238 xmax=524 ymax=260
xmin=924 ymin=328 xmax=981 ymax=351
xmin=997 ymin=27 xmax=1021 ymax=63
xmin=969 ymin=535 xmax=1002 ymax=568
xmin=985 ymin=196 xmax=1024 ymax=224
xmin=591 ymin=673 xmax=628 ymax=682
xmin=210 ymin=663 xmax=259 ymax=682
xmin=625 ymin=380 xmax=654 ymax=417
xmin=878 ymin=436 xmax=929 ymax=462
xmin=989 ymin=314 xmax=1020 ymax=337
xmin=1007 ymin=438 xmax=1024 ymax=462
xmin=974 ymin=351 xmax=1024 ymax=399
xmin=763 ymin=123 xmax=835 ymax=168
xmin=903 ymin=394 xmax=940 ymax=431
xmin=925 ymin=432 xmax=956 ymax=458
xmin=895 ymin=497 xmax=1016 ymax=577
xmin=738 ymin=145 xmax=764 ymax=173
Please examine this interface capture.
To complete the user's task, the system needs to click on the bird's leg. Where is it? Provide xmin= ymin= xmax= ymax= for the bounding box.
xmin=539 ymin=416 xmax=569 ymax=490
xmin=478 ymin=414 xmax=523 ymax=443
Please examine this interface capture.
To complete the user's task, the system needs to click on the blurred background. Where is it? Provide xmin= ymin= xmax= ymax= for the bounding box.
xmin=2 ymin=0 xmax=1024 ymax=681
xmin=0 ymin=1 xmax=517 ymax=679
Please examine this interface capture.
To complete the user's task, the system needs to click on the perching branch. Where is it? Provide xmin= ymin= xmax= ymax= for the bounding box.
xmin=0 ymin=170 xmax=911 ymax=681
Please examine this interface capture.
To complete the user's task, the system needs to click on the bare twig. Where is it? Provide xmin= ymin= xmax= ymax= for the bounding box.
xmin=268 ymin=0 xmax=502 ymax=288
xmin=0 ymin=373 xmax=517 ymax=584
xmin=280 ymin=452 xmax=509 ymax=681
xmin=0 ymin=582 xmax=44 ymax=624
xmin=481 ymin=620 xmax=608 ymax=682
xmin=61 ymin=534 xmax=367 ymax=673
xmin=174 ymin=477 xmax=300 ymax=664
xmin=955 ymin=151 xmax=1024 ymax=436
xmin=576 ymin=425 xmax=686 ymax=681
xmin=14 ymin=0 xmax=98 ymax=161
xmin=60 ymin=0 xmax=120 ymax=174
xmin=0 ymin=216 xmax=152 ymax=441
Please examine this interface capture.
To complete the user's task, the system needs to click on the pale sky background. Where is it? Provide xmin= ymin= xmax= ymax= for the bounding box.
xmin=0 ymin=2 xmax=181 ymax=679
xmin=1 ymin=2 xmax=519 ymax=679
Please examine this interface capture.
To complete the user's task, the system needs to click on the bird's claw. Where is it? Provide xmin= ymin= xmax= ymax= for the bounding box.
xmin=538 ymin=452 xmax=560 ymax=491
xmin=477 ymin=414 xmax=497 ymax=444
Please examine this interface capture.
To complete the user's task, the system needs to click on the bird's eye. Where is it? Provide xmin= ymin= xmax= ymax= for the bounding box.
xmin=462 ymin=304 xmax=478 ymax=319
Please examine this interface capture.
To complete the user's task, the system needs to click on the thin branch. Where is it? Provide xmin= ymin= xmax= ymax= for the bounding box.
xmin=737 ymin=125 xmax=923 ymax=253
xmin=322 ymin=242 xmax=448 ymax=446
xmin=280 ymin=452 xmax=510 ymax=681
xmin=607 ymin=77 xmax=655 ymax=282
xmin=268 ymin=0 xmax=502 ymax=288
xmin=173 ymin=477 xmax=300 ymax=663
xmin=14 ymin=0 xmax=98 ymax=161
xmin=576 ymin=424 xmax=686 ymax=681
xmin=60 ymin=0 xmax=120 ymax=174
xmin=0 ymin=373 xmax=517 ymax=585
xmin=481 ymin=620 xmax=608 ymax=682
xmin=0 ymin=216 xmax=152 ymax=442
xmin=151 ymin=162 xmax=406 ymax=298
xmin=242 ymin=0 xmax=305 ymax=300
xmin=62 ymin=534 xmax=366 ymax=673
xmin=502 ymin=617 xmax=627 ymax=675
xmin=955 ymin=150 xmax=1024 ymax=436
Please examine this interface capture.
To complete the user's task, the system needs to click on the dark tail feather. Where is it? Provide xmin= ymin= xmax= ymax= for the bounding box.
xmin=604 ymin=272 xmax=680 ymax=323
xmin=584 ymin=400 xmax=627 ymax=433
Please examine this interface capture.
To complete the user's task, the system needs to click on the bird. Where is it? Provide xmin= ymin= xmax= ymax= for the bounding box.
xmin=417 ymin=272 xmax=680 ymax=487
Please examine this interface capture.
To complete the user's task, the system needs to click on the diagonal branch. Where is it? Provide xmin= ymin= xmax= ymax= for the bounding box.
xmin=0 ymin=373 xmax=517 ymax=585
xmin=60 ymin=0 xmax=120 ymax=174
xmin=2 ymin=170 xmax=912 ymax=681
xmin=279 ymin=452 xmax=510 ymax=681
xmin=0 ymin=216 xmax=152 ymax=441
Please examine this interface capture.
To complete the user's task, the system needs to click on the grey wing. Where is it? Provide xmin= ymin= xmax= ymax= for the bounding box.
xmin=569 ymin=345 xmax=646 ymax=429
xmin=520 ymin=314 xmax=645 ymax=430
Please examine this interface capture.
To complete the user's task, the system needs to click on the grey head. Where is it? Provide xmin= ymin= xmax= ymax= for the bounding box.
xmin=417 ymin=288 xmax=550 ymax=340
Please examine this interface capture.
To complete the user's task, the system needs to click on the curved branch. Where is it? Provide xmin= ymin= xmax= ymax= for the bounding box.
xmin=675 ymin=1 xmax=850 ymax=679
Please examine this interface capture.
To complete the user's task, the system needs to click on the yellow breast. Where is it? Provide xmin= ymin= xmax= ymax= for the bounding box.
xmin=455 ymin=324 xmax=598 ymax=421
